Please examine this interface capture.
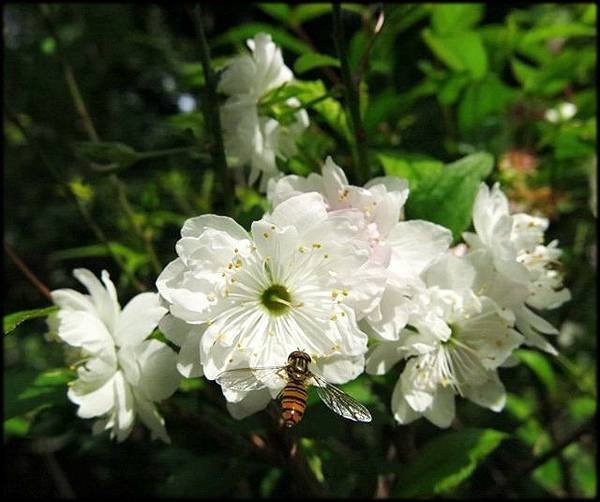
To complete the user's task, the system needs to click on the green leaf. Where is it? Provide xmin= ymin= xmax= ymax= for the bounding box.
xmin=294 ymin=53 xmax=340 ymax=74
xmin=257 ymin=3 xmax=291 ymax=25
xmin=212 ymin=23 xmax=313 ymax=55
xmin=511 ymin=57 xmax=540 ymax=91
xmin=260 ymin=468 xmax=283 ymax=497
xmin=423 ymin=29 xmax=488 ymax=79
xmin=431 ymin=4 xmax=485 ymax=36
xmin=567 ymin=396 xmax=596 ymax=421
xmin=4 ymin=368 xmax=73 ymax=421
xmin=291 ymin=3 xmax=365 ymax=25
xmin=394 ymin=428 xmax=508 ymax=497
xmin=519 ymin=23 xmax=595 ymax=47
xmin=378 ymin=152 xmax=494 ymax=240
xmin=515 ymin=349 xmax=557 ymax=396
xmin=291 ymin=4 xmax=332 ymax=25
xmin=50 ymin=242 xmax=149 ymax=275
xmin=300 ymin=438 xmax=325 ymax=483
xmin=458 ymin=74 xmax=517 ymax=134
xmin=289 ymin=80 xmax=351 ymax=141
xmin=4 ymin=306 xmax=58 ymax=335
xmin=438 ymin=73 xmax=470 ymax=105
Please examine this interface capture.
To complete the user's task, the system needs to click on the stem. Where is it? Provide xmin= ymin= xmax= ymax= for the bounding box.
xmin=191 ymin=5 xmax=234 ymax=216
xmin=4 ymin=241 xmax=53 ymax=302
xmin=332 ymin=2 xmax=370 ymax=185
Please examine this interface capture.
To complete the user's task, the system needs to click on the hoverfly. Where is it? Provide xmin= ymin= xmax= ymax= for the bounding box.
xmin=216 ymin=350 xmax=372 ymax=427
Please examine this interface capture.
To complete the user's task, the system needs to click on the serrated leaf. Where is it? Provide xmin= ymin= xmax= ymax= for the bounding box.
xmin=394 ymin=428 xmax=508 ymax=496
xmin=294 ymin=53 xmax=339 ymax=74
xmin=4 ymin=306 xmax=58 ymax=335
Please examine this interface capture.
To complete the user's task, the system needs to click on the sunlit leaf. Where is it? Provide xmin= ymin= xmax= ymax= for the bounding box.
xmin=394 ymin=428 xmax=508 ymax=496
xmin=515 ymin=349 xmax=557 ymax=397
xmin=378 ymin=152 xmax=494 ymax=240
xmin=430 ymin=3 xmax=485 ymax=36
xmin=422 ymin=29 xmax=488 ymax=80
xmin=294 ymin=53 xmax=340 ymax=74
xmin=4 ymin=307 xmax=58 ymax=335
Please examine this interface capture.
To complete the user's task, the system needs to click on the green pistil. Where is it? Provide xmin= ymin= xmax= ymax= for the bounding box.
xmin=443 ymin=325 xmax=460 ymax=346
xmin=261 ymin=284 xmax=292 ymax=315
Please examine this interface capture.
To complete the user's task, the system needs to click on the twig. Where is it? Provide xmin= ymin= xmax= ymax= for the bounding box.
xmin=43 ymin=452 xmax=76 ymax=499
xmin=4 ymin=108 xmax=145 ymax=292
xmin=190 ymin=5 xmax=234 ymax=216
xmin=485 ymin=418 xmax=593 ymax=497
xmin=332 ymin=3 xmax=370 ymax=185
xmin=355 ymin=6 xmax=385 ymax=83
xmin=4 ymin=241 xmax=52 ymax=302
xmin=38 ymin=5 xmax=99 ymax=143
xmin=374 ymin=442 xmax=396 ymax=498
xmin=259 ymin=408 xmax=329 ymax=498
xmin=164 ymin=400 xmax=277 ymax=465
xmin=38 ymin=4 xmax=162 ymax=282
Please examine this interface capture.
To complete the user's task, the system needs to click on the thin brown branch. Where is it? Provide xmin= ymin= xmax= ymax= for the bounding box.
xmin=4 ymin=241 xmax=52 ymax=302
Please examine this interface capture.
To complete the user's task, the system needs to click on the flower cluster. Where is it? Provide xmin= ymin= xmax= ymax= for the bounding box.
xmin=49 ymin=269 xmax=181 ymax=442
xmin=48 ymin=34 xmax=570 ymax=440
xmin=219 ymin=33 xmax=309 ymax=191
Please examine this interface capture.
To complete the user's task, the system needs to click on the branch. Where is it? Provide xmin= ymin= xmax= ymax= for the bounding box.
xmin=38 ymin=4 xmax=162 ymax=282
xmin=4 ymin=241 xmax=52 ymax=302
xmin=190 ymin=5 xmax=234 ymax=216
xmin=4 ymin=108 xmax=145 ymax=292
xmin=332 ymin=2 xmax=370 ymax=185
xmin=485 ymin=418 xmax=594 ymax=497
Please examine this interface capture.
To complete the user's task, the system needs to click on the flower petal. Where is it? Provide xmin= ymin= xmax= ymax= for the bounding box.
xmin=114 ymin=292 xmax=167 ymax=347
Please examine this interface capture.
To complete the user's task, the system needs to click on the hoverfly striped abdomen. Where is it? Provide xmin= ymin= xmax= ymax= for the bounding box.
xmin=280 ymin=380 xmax=308 ymax=427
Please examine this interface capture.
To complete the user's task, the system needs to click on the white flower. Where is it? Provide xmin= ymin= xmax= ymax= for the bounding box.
xmin=157 ymin=193 xmax=387 ymax=413
xmin=367 ymin=253 xmax=524 ymax=428
xmin=463 ymin=182 xmax=570 ymax=354
xmin=544 ymin=102 xmax=577 ymax=123
xmin=268 ymin=156 xmax=453 ymax=340
xmin=219 ymin=33 xmax=309 ymax=190
xmin=50 ymin=269 xmax=180 ymax=443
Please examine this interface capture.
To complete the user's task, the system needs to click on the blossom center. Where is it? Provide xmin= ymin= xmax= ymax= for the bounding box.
xmin=260 ymin=284 xmax=292 ymax=315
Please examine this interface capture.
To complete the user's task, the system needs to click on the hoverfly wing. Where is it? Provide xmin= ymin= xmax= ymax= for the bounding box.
xmin=311 ymin=373 xmax=372 ymax=423
xmin=215 ymin=366 xmax=286 ymax=392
